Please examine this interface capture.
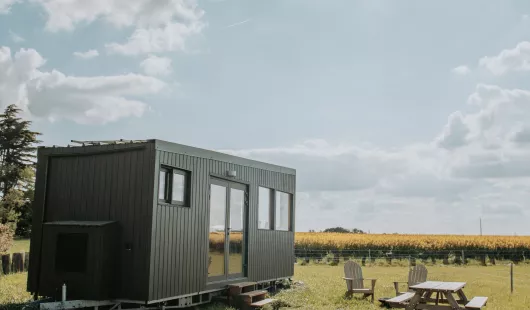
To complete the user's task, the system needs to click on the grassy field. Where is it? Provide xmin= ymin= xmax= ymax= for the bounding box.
xmin=264 ymin=263 xmax=530 ymax=310
xmin=4 ymin=239 xmax=530 ymax=309
xmin=8 ymin=238 xmax=30 ymax=254
xmin=3 ymin=263 xmax=530 ymax=309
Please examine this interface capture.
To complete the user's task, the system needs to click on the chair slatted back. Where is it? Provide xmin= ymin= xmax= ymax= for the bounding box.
xmin=344 ymin=261 xmax=364 ymax=290
xmin=408 ymin=264 xmax=428 ymax=287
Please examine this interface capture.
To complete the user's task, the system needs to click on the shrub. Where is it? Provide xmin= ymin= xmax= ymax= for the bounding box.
xmin=0 ymin=223 xmax=14 ymax=253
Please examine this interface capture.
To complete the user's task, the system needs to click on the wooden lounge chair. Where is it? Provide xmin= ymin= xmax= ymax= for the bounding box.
xmin=393 ymin=264 xmax=428 ymax=296
xmin=343 ymin=261 xmax=377 ymax=302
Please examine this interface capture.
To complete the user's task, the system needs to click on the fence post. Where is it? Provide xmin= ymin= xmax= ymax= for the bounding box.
xmin=24 ymin=252 xmax=29 ymax=271
xmin=462 ymin=250 xmax=466 ymax=264
xmin=510 ymin=263 xmax=514 ymax=293
xmin=368 ymin=249 xmax=371 ymax=262
xmin=11 ymin=252 xmax=24 ymax=273
xmin=1 ymin=254 xmax=10 ymax=275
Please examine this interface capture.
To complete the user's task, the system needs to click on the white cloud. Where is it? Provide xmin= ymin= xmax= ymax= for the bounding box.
xmin=140 ymin=55 xmax=172 ymax=77
xmin=0 ymin=46 xmax=166 ymax=124
xmin=0 ymin=0 xmax=18 ymax=14
xmin=106 ymin=21 xmax=204 ymax=55
xmin=452 ymin=65 xmax=470 ymax=75
xmin=219 ymin=82 xmax=530 ymax=233
xmin=73 ymin=49 xmax=99 ymax=59
xmin=479 ymin=41 xmax=530 ymax=75
xmin=32 ymin=0 xmax=206 ymax=56
xmin=9 ymin=30 xmax=25 ymax=43
xmin=33 ymin=0 xmax=204 ymax=32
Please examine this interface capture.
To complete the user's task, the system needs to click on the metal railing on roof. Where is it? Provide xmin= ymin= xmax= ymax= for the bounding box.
xmin=69 ymin=139 xmax=148 ymax=147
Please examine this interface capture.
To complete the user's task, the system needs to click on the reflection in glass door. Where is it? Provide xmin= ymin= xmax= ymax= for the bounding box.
xmin=208 ymin=183 xmax=227 ymax=279
xmin=207 ymin=179 xmax=247 ymax=282
xmin=228 ymin=186 xmax=245 ymax=277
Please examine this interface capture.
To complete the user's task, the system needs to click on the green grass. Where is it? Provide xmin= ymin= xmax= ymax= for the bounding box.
xmin=8 ymin=238 xmax=30 ymax=254
xmin=202 ymin=262 xmax=530 ymax=310
xmin=3 ymin=263 xmax=530 ymax=309
xmin=0 ymin=273 xmax=32 ymax=306
xmin=264 ymin=263 xmax=530 ymax=310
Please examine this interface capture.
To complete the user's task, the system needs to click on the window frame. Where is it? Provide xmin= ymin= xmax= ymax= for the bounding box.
xmin=257 ymin=186 xmax=293 ymax=232
xmin=158 ymin=166 xmax=190 ymax=207
xmin=257 ymin=187 xmax=274 ymax=230
xmin=274 ymin=190 xmax=292 ymax=232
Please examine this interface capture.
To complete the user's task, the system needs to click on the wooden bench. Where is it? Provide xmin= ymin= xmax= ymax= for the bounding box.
xmin=386 ymin=292 xmax=415 ymax=304
xmin=465 ymin=296 xmax=488 ymax=309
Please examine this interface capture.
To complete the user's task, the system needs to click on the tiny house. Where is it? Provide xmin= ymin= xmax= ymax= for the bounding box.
xmin=27 ymin=139 xmax=296 ymax=306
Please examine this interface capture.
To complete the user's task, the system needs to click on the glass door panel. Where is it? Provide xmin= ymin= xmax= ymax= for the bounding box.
xmin=207 ymin=178 xmax=247 ymax=282
xmin=208 ymin=183 xmax=227 ymax=278
xmin=228 ymin=187 xmax=244 ymax=276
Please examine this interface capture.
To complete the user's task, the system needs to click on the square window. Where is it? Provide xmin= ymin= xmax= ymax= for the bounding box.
xmin=258 ymin=187 xmax=272 ymax=229
xmin=158 ymin=166 xmax=190 ymax=206
xmin=275 ymin=191 xmax=291 ymax=231
xmin=159 ymin=169 xmax=168 ymax=200
xmin=55 ymin=233 xmax=88 ymax=273
xmin=172 ymin=171 xmax=186 ymax=203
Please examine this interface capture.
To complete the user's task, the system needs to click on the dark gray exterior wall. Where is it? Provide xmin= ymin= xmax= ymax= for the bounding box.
xmin=148 ymin=140 xmax=296 ymax=302
xmin=28 ymin=140 xmax=296 ymax=304
xmin=28 ymin=142 xmax=156 ymax=301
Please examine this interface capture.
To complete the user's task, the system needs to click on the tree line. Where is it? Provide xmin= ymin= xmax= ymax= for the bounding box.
xmin=0 ymin=104 xmax=40 ymax=239
xmin=309 ymin=227 xmax=366 ymax=234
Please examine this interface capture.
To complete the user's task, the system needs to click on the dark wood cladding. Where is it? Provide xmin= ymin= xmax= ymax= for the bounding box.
xmin=149 ymin=146 xmax=296 ymax=301
xmin=28 ymin=140 xmax=295 ymax=304
xmin=28 ymin=143 xmax=155 ymax=301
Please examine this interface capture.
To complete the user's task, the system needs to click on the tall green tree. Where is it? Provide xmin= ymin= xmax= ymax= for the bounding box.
xmin=0 ymin=104 xmax=40 ymax=233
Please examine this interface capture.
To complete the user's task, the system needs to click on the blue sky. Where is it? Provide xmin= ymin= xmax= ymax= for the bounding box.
xmin=2 ymin=0 xmax=530 ymax=234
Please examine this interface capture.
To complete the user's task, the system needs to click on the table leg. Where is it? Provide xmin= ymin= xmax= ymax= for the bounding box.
xmin=406 ymin=290 xmax=425 ymax=310
xmin=443 ymin=291 xmax=461 ymax=309
xmin=456 ymin=289 xmax=468 ymax=304
xmin=435 ymin=292 xmax=440 ymax=305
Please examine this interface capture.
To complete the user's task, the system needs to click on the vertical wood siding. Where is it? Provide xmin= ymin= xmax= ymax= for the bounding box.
xmin=149 ymin=150 xmax=296 ymax=301
xmin=28 ymin=144 xmax=155 ymax=301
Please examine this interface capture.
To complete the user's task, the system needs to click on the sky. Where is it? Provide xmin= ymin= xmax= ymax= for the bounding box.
xmin=2 ymin=0 xmax=530 ymax=234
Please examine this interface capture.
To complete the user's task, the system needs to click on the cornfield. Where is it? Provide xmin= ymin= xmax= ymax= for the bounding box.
xmin=209 ymin=232 xmax=530 ymax=261
xmin=294 ymin=233 xmax=530 ymax=262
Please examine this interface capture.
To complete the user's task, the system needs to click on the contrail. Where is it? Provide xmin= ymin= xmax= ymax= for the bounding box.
xmin=225 ymin=19 xmax=251 ymax=29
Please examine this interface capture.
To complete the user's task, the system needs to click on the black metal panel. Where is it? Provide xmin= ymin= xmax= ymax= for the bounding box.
xmin=149 ymin=145 xmax=296 ymax=302
xmin=28 ymin=143 xmax=155 ymax=301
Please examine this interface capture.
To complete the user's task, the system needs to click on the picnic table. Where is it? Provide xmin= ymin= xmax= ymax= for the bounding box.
xmin=385 ymin=281 xmax=488 ymax=309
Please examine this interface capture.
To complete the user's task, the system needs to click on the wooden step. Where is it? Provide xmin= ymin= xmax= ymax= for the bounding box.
xmin=228 ymin=281 xmax=257 ymax=288
xmin=240 ymin=290 xmax=267 ymax=298
xmin=251 ymin=298 xmax=276 ymax=307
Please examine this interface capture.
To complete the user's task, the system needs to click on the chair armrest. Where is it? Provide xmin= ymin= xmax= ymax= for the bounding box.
xmin=364 ymin=278 xmax=377 ymax=289
xmin=393 ymin=281 xmax=407 ymax=295
xmin=343 ymin=277 xmax=354 ymax=280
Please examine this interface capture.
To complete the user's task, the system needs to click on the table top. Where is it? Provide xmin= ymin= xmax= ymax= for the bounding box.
xmin=409 ymin=281 xmax=466 ymax=292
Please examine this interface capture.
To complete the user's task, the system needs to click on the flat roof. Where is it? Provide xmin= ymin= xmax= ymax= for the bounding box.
xmin=39 ymin=139 xmax=296 ymax=175
xmin=44 ymin=220 xmax=117 ymax=226
xmin=154 ymin=139 xmax=296 ymax=175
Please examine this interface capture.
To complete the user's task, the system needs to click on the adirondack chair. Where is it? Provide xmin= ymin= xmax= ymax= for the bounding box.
xmin=343 ymin=261 xmax=377 ymax=302
xmin=393 ymin=264 xmax=428 ymax=296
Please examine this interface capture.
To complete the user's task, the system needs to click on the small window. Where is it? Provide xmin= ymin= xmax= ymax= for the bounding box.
xmin=55 ymin=233 xmax=88 ymax=273
xmin=275 ymin=191 xmax=292 ymax=231
xmin=158 ymin=167 xmax=190 ymax=206
xmin=258 ymin=187 xmax=272 ymax=229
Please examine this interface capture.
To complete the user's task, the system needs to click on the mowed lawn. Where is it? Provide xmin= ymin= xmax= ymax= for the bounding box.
xmin=263 ymin=263 xmax=530 ymax=310
xmin=3 ymin=239 xmax=530 ymax=309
